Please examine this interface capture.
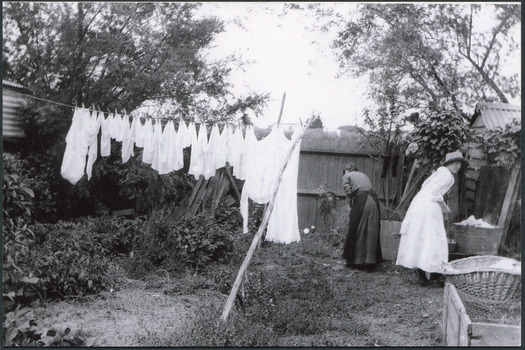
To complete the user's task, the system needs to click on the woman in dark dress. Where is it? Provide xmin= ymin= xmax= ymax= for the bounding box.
xmin=342 ymin=163 xmax=382 ymax=270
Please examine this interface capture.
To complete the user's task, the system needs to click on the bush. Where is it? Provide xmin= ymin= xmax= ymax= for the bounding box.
xmin=130 ymin=207 xmax=238 ymax=276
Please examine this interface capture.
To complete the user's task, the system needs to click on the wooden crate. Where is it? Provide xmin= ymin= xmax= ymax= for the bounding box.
xmin=443 ymin=282 xmax=521 ymax=346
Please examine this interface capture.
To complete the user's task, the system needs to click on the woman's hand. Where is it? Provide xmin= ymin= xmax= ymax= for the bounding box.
xmin=439 ymin=202 xmax=451 ymax=214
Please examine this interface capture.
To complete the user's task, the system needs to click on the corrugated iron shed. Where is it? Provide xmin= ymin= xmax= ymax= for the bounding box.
xmin=3 ymin=80 xmax=28 ymax=141
xmin=470 ymin=102 xmax=521 ymax=130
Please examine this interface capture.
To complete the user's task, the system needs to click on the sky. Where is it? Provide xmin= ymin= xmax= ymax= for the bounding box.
xmin=195 ymin=2 xmax=521 ymax=130
xmin=196 ymin=2 xmax=368 ymax=130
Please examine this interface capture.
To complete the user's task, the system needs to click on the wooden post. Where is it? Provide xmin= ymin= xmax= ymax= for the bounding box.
xmin=277 ymin=92 xmax=286 ymax=126
xmin=221 ymin=116 xmax=314 ymax=321
xmin=497 ymin=163 xmax=521 ymax=245
xmin=225 ymin=163 xmax=242 ymax=202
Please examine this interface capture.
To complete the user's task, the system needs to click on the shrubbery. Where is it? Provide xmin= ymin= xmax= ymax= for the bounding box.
xmin=130 ymin=206 xmax=242 ymax=276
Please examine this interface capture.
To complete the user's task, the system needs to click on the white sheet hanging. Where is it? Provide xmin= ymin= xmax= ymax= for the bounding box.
xmin=85 ymin=110 xmax=101 ymax=180
xmin=100 ymin=113 xmax=111 ymax=157
xmin=134 ymin=116 xmax=146 ymax=148
xmin=266 ymin=128 xmax=301 ymax=244
xmin=159 ymin=120 xmax=177 ymax=174
xmin=61 ymin=107 xmax=89 ymax=185
xmin=188 ymin=123 xmax=207 ymax=180
xmin=202 ymin=123 xmax=220 ymax=179
xmin=142 ymin=118 xmax=154 ymax=164
xmin=151 ymin=119 xmax=164 ymax=172
xmin=240 ymin=126 xmax=301 ymax=243
xmin=121 ymin=115 xmax=135 ymax=163
xmin=233 ymin=126 xmax=253 ymax=180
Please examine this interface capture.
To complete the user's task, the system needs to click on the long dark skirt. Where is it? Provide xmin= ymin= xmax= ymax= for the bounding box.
xmin=342 ymin=190 xmax=382 ymax=266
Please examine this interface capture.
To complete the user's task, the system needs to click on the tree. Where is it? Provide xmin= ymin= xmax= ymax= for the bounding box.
xmin=2 ymin=2 xmax=268 ymax=221
xmin=332 ymin=3 xmax=521 ymax=119
xmin=308 ymin=114 xmax=324 ymax=129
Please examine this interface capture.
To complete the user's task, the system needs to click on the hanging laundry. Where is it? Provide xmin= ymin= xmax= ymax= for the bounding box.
xmin=223 ymin=124 xmax=234 ymax=166
xmin=121 ymin=114 xmax=135 ymax=163
xmin=159 ymin=120 xmax=178 ymax=174
xmin=233 ymin=125 xmax=254 ymax=180
xmin=85 ymin=110 xmax=101 ymax=180
xmin=188 ymin=123 xmax=208 ymax=180
xmin=112 ymin=113 xmax=125 ymax=142
xmin=202 ymin=123 xmax=221 ymax=179
xmin=134 ymin=115 xmax=146 ymax=148
xmin=151 ymin=119 xmax=164 ymax=172
xmin=266 ymin=128 xmax=302 ymax=244
xmin=228 ymin=125 xmax=242 ymax=173
xmin=142 ymin=118 xmax=155 ymax=164
xmin=61 ymin=107 xmax=89 ymax=185
xmin=100 ymin=112 xmax=112 ymax=157
xmin=177 ymin=119 xmax=192 ymax=149
xmin=240 ymin=126 xmax=301 ymax=244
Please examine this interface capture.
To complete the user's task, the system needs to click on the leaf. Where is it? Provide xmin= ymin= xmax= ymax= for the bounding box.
xmin=20 ymin=276 xmax=40 ymax=284
xmin=22 ymin=187 xmax=34 ymax=198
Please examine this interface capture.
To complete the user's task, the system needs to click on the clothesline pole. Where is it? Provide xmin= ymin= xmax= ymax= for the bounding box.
xmin=276 ymin=91 xmax=286 ymax=127
xmin=221 ymin=115 xmax=314 ymax=322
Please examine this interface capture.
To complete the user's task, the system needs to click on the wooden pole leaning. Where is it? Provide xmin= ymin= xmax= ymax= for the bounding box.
xmin=220 ymin=116 xmax=314 ymax=322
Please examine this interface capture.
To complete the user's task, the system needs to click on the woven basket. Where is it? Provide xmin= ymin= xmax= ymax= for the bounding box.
xmin=443 ymin=255 xmax=521 ymax=303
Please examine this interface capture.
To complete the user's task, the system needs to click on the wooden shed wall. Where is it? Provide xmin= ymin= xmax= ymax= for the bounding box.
xmin=297 ymin=133 xmax=404 ymax=231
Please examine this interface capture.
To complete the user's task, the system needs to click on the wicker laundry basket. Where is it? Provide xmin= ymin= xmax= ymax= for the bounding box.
xmin=443 ymin=255 xmax=521 ymax=304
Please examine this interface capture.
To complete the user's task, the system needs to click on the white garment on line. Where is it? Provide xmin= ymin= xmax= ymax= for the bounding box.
xmin=134 ymin=116 xmax=146 ymax=148
xmin=142 ymin=118 xmax=154 ymax=164
xmin=61 ymin=107 xmax=89 ymax=185
xmin=85 ymin=110 xmax=101 ymax=180
xmin=202 ymin=123 xmax=221 ymax=179
xmin=233 ymin=126 xmax=253 ymax=180
xmin=151 ymin=120 xmax=164 ymax=172
xmin=121 ymin=115 xmax=135 ymax=163
xmin=188 ymin=123 xmax=207 ymax=180
xmin=100 ymin=113 xmax=111 ymax=157
xmin=240 ymin=126 xmax=301 ymax=244
xmin=159 ymin=120 xmax=177 ymax=174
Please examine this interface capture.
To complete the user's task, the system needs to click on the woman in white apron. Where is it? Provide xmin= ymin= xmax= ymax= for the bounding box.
xmin=395 ymin=150 xmax=468 ymax=285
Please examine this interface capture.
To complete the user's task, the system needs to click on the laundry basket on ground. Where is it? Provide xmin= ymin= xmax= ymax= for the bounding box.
xmin=443 ymin=255 xmax=521 ymax=325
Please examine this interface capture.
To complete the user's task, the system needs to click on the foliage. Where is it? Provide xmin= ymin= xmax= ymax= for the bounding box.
xmin=474 ymin=119 xmax=521 ymax=168
xmin=404 ymin=108 xmax=470 ymax=167
xmin=3 ymin=305 xmax=89 ymax=347
xmin=3 ymin=306 xmax=40 ymax=346
xmin=308 ymin=115 xmax=324 ymax=129
xmin=3 ymin=2 xmax=269 ymax=221
xmin=332 ymin=3 xmax=520 ymax=116
xmin=317 ymin=184 xmax=337 ymax=230
xmin=2 ymin=153 xmax=42 ymax=313
xmin=2 ymin=153 xmax=34 ymax=224
xmin=130 ymin=207 xmax=238 ymax=276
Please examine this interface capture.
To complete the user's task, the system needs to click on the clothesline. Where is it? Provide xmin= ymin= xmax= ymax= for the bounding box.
xmin=14 ymin=91 xmax=238 ymax=124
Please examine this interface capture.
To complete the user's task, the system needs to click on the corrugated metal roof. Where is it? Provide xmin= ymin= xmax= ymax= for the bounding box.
xmin=2 ymin=86 xmax=27 ymax=140
xmin=3 ymin=79 xmax=26 ymax=90
xmin=470 ymin=102 xmax=521 ymax=130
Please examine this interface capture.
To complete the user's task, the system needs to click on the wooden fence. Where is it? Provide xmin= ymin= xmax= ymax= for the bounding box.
xmin=297 ymin=131 xmax=404 ymax=231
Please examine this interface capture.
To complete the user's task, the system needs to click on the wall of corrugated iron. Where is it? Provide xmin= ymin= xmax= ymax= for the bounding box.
xmin=2 ymin=86 xmax=26 ymax=141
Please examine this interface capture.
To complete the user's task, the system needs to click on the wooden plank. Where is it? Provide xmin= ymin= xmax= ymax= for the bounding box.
xmin=497 ymin=163 xmax=520 ymax=233
xmin=469 ymin=323 xmax=521 ymax=346
xmin=445 ymin=283 xmax=473 ymax=346
xmin=212 ymin=171 xmax=230 ymax=210
xmin=185 ymin=179 xmax=209 ymax=218
xmin=225 ymin=164 xmax=242 ymax=202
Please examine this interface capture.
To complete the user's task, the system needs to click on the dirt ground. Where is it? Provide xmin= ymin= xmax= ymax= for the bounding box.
xmin=32 ymin=228 xmax=447 ymax=347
